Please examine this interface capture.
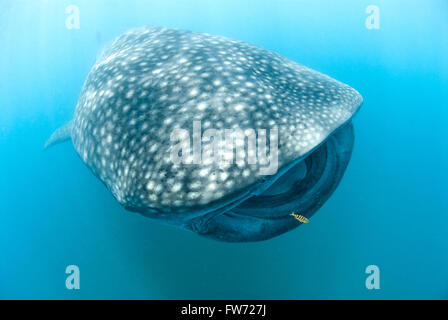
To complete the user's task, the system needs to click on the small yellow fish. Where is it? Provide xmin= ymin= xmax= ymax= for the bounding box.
xmin=290 ymin=212 xmax=309 ymax=223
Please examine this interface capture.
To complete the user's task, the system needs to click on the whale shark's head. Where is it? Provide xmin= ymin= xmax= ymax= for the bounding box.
xmin=49 ymin=27 xmax=362 ymax=242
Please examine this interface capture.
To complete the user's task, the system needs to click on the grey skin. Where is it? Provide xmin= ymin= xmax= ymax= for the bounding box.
xmin=46 ymin=26 xmax=362 ymax=242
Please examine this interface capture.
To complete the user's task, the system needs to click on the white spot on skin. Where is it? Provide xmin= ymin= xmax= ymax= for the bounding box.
xmin=197 ymin=102 xmax=207 ymax=110
xmin=146 ymin=181 xmax=155 ymax=190
xmin=189 ymin=88 xmax=199 ymax=97
xmin=126 ymin=90 xmax=134 ymax=99
xmin=234 ymin=104 xmax=245 ymax=111
xmin=219 ymin=172 xmax=228 ymax=181
xmin=199 ymin=168 xmax=209 ymax=177
xmin=172 ymin=183 xmax=182 ymax=192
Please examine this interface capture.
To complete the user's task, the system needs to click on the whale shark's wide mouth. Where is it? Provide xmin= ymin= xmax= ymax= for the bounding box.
xmin=185 ymin=121 xmax=355 ymax=242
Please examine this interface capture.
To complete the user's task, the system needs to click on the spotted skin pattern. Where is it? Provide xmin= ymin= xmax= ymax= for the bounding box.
xmin=47 ymin=27 xmax=362 ymax=241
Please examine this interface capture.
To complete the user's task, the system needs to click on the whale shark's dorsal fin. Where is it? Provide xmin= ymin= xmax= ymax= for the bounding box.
xmin=44 ymin=120 xmax=73 ymax=150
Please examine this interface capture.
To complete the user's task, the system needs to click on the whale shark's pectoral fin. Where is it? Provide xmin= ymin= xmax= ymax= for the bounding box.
xmin=44 ymin=120 xmax=73 ymax=150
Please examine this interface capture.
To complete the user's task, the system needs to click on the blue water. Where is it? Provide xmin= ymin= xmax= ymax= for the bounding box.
xmin=1 ymin=0 xmax=447 ymax=299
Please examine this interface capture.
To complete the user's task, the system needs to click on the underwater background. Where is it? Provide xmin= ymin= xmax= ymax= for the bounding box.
xmin=0 ymin=0 xmax=447 ymax=299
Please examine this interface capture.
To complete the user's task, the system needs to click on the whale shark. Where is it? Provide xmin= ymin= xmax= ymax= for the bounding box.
xmin=46 ymin=26 xmax=362 ymax=242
